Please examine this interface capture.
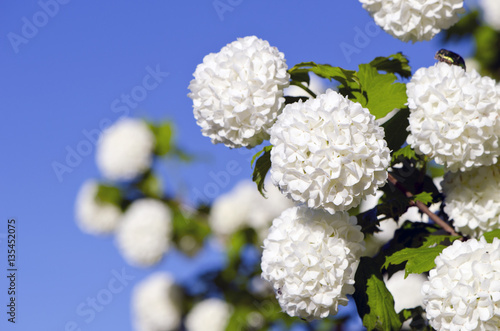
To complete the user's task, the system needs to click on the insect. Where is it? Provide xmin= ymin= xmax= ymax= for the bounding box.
xmin=435 ymin=49 xmax=466 ymax=71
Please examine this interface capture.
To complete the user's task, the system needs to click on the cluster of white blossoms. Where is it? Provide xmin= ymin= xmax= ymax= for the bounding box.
xmin=422 ymin=238 xmax=500 ymax=330
xmin=185 ymin=298 xmax=232 ymax=331
xmin=209 ymin=179 xmax=295 ymax=239
xmin=132 ymin=272 xmax=181 ymax=331
xmin=261 ymin=206 xmax=365 ymax=320
xmin=188 ymin=36 xmax=290 ymax=148
xmin=442 ymin=164 xmax=500 ymax=237
xmin=74 ymin=180 xmax=122 ymax=235
xmin=407 ymin=62 xmax=500 ymax=172
xmin=479 ymin=0 xmax=500 ymax=31
xmin=96 ymin=118 xmax=155 ymax=181
xmin=359 ymin=0 xmax=465 ymax=42
xmin=116 ymin=199 xmax=172 ymax=267
xmin=270 ymin=89 xmax=391 ymax=214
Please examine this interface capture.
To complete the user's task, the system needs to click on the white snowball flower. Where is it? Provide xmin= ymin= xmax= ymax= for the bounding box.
xmin=422 ymin=237 xmax=500 ymax=330
xmin=185 ymin=298 xmax=232 ymax=331
xmin=209 ymin=179 xmax=294 ymax=238
xmin=442 ymin=164 xmax=500 ymax=237
xmin=132 ymin=272 xmax=181 ymax=331
xmin=96 ymin=118 xmax=155 ymax=180
xmin=75 ymin=180 xmax=122 ymax=235
xmin=116 ymin=199 xmax=172 ymax=267
xmin=479 ymin=0 xmax=500 ymax=31
xmin=261 ymin=205 xmax=365 ymax=320
xmin=359 ymin=0 xmax=465 ymax=42
xmin=188 ymin=35 xmax=290 ymax=148
xmin=270 ymin=89 xmax=390 ymax=213
xmin=407 ymin=62 xmax=500 ymax=172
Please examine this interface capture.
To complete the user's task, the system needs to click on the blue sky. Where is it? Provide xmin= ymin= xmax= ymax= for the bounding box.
xmin=0 ymin=1 xmax=474 ymax=330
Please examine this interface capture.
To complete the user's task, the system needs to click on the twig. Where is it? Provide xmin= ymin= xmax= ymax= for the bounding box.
xmin=387 ymin=173 xmax=460 ymax=237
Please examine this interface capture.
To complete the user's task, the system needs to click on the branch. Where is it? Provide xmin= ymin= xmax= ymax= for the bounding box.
xmin=387 ymin=173 xmax=460 ymax=237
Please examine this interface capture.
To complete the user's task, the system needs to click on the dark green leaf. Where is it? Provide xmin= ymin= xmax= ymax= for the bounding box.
xmin=369 ymin=53 xmax=412 ymax=78
xmin=251 ymin=146 xmax=273 ymax=197
xmin=284 ymin=96 xmax=309 ymax=104
xmin=382 ymin=107 xmax=410 ymax=152
xmin=482 ymin=229 xmax=500 ymax=243
xmin=354 ymin=257 xmax=402 ymax=331
xmin=443 ymin=11 xmax=480 ymax=42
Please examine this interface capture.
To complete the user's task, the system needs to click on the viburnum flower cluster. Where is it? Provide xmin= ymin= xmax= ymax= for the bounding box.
xmin=442 ymin=164 xmax=500 ymax=237
xmin=74 ymin=180 xmax=122 ymax=235
xmin=261 ymin=206 xmax=365 ymax=320
xmin=185 ymin=298 xmax=232 ymax=331
xmin=422 ymin=237 xmax=500 ymax=330
xmin=359 ymin=0 xmax=465 ymax=42
xmin=407 ymin=62 xmax=500 ymax=172
xmin=132 ymin=272 xmax=181 ymax=331
xmin=96 ymin=118 xmax=155 ymax=181
xmin=270 ymin=89 xmax=391 ymax=213
xmin=116 ymin=199 xmax=172 ymax=267
xmin=188 ymin=35 xmax=290 ymax=148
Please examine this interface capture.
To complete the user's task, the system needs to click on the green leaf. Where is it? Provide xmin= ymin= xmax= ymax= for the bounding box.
xmin=382 ymin=107 xmax=410 ymax=152
xmin=383 ymin=245 xmax=447 ymax=277
xmin=482 ymin=229 xmax=500 ymax=243
xmin=354 ymin=257 xmax=402 ymax=331
xmin=95 ymin=184 xmax=122 ymax=207
xmin=251 ymin=145 xmax=273 ymax=197
xmin=412 ymin=192 xmax=433 ymax=205
xmin=392 ymin=145 xmax=417 ymax=163
xmin=137 ymin=171 xmax=162 ymax=198
xmin=422 ymin=234 xmax=460 ymax=247
xmin=369 ymin=53 xmax=412 ymax=78
xmin=288 ymin=62 xmax=358 ymax=87
xmin=351 ymin=64 xmax=407 ymax=119
xmin=149 ymin=121 xmax=174 ymax=156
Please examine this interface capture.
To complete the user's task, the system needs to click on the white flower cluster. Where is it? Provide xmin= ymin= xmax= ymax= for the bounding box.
xmin=96 ymin=118 xmax=155 ymax=181
xmin=422 ymin=238 xmax=500 ymax=330
xmin=74 ymin=180 xmax=122 ymax=235
xmin=116 ymin=199 xmax=172 ymax=267
xmin=479 ymin=0 xmax=500 ymax=31
xmin=407 ymin=62 xmax=500 ymax=172
xmin=132 ymin=272 xmax=181 ymax=331
xmin=261 ymin=206 xmax=365 ymax=320
xmin=185 ymin=298 xmax=232 ymax=331
xmin=270 ymin=89 xmax=390 ymax=214
xmin=188 ymin=36 xmax=290 ymax=148
xmin=442 ymin=164 xmax=500 ymax=237
xmin=209 ymin=179 xmax=295 ymax=239
xmin=359 ymin=0 xmax=465 ymax=42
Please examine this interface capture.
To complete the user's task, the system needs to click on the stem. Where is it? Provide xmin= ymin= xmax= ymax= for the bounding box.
xmin=289 ymin=81 xmax=317 ymax=98
xmin=387 ymin=173 xmax=460 ymax=237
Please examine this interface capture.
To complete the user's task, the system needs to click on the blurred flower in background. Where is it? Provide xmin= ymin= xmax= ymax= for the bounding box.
xmin=74 ymin=179 xmax=122 ymax=235
xmin=132 ymin=272 xmax=182 ymax=331
xmin=96 ymin=118 xmax=155 ymax=181
xmin=185 ymin=298 xmax=232 ymax=331
xmin=116 ymin=199 xmax=173 ymax=267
